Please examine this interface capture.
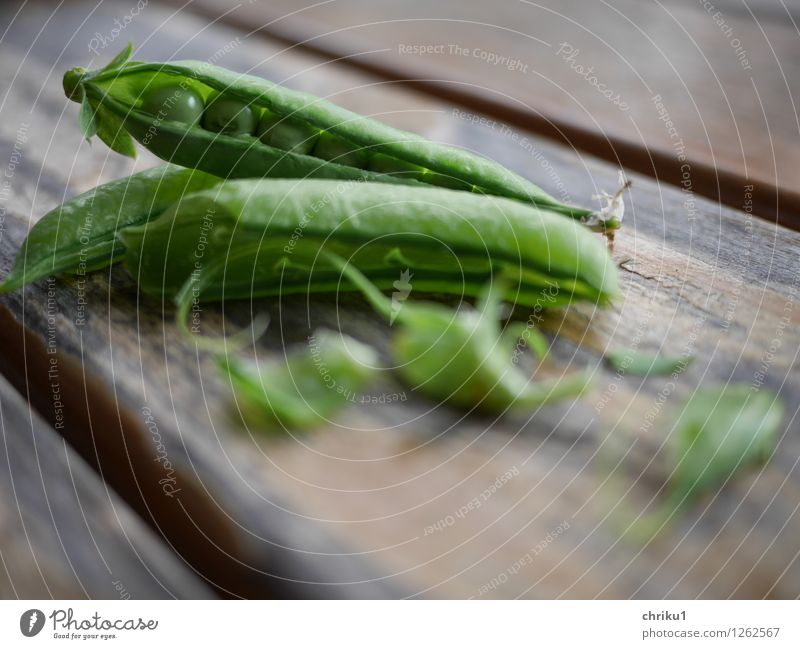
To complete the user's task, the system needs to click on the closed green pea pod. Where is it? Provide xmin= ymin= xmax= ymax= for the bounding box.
xmin=64 ymin=44 xmax=615 ymax=226
xmin=118 ymin=179 xmax=618 ymax=308
xmin=0 ymin=164 xmax=223 ymax=293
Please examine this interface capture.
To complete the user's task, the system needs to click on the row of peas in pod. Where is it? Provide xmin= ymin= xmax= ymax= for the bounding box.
xmin=144 ymin=84 xmax=381 ymax=171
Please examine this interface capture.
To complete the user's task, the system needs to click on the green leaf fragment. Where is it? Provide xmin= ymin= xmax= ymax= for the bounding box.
xmin=668 ymin=384 xmax=784 ymax=508
xmin=502 ymin=321 xmax=549 ymax=361
xmin=78 ymin=97 xmax=97 ymax=141
xmin=100 ymin=42 xmax=135 ymax=72
xmin=324 ymin=251 xmax=589 ymax=412
xmin=221 ymin=330 xmax=379 ymax=431
xmin=94 ymin=103 xmax=137 ymax=158
xmin=605 ymin=349 xmax=691 ymax=377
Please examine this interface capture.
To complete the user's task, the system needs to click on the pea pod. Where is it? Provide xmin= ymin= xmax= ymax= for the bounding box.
xmin=63 ymin=44 xmax=611 ymax=224
xmin=0 ymin=164 xmax=223 ymax=292
xmin=221 ymin=329 xmax=379 ymax=431
xmin=119 ymin=179 xmax=618 ymax=308
xmin=324 ymin=252 xmax=589 ymax=412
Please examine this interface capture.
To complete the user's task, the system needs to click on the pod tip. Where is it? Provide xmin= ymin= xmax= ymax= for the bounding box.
xmin=63 ymin=68 xmax=87 ymax=102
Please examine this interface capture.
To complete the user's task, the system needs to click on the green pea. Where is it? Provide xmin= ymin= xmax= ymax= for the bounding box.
xmin=141 ymin=84 xmax=204 ymax=125
xmin=313 ymin=131 xmax=369 ymax=168
xmin=202 ymin=92 xmax=257 ymax=135
xmin=257 ymin=110 xmax=319 ymax=155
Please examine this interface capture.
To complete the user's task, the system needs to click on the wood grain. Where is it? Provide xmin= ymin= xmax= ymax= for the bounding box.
xmin=0 ymin=0 xmax=797 ymax=598
xmin=0 ymin=374 xmax=213 ymax=598
xmin=171 ymin=0 xmax=800 ymax=228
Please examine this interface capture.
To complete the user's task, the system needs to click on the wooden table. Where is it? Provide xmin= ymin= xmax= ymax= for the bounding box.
xmin=0 ymin=0 xmax=798 ymax=598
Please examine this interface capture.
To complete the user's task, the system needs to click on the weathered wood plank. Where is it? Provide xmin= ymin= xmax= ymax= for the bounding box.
xmin=0 ymin=0 xmax=797 ymax=598
xmin=172 ymin=0 xmax=800 ymax=228
xmin=0 ymin=374 xmax=214 ymax=598
xmin=0 ymin=0 xmax=407 ymax=599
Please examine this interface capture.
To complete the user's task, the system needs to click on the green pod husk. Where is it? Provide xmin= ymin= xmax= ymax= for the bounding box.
xmin=0 ymin=164 xmax=223 ymax=293
xmin=64 ymin=44 xmax=603 ymax=222
xmin=323 ymin=252 xmax=591 ymax=412
xmin=118 ymin=179 xmax=618 ymax=308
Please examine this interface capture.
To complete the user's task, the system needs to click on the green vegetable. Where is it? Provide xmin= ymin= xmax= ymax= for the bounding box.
xmin=604 ymin=349 xmax=691 ymax=377
xmin=610 ymin=383 xmax=784 ymax=544
xmin=141 ymin=84 xmax=204 ymax=125
xmin=668 ymin=385 xmax=783 ymax=508
xmin=221 ymin=330 xmax=378 ymax=430
xmin=62 ymin=43 xmax=612 ymax=224
xmin=202 ymin=91 xmax=257 ymax=135
xmin=312 ymin=131 xmax=369 ymax=168
xmin=118 ymin=179 xmax=618 ymax=307
xmin=257 ymin=110 xmax=319 ymax=154
xmin=0 ymin=164 xmax=223 ymax=293
xmin=324 ymin=252 xmax=589 ymax=411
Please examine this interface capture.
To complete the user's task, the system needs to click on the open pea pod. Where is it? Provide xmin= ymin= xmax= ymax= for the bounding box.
xmin=323 ymin=252 xmax=590 ymax=412
xmin=221 ymin=329 xmax=379 ymax=431
xmin=118 ymin=179 xmax=619 ymax=308
xmin=63 ymin=43 xmax=611 ymax=225
xmin=0 ymin=164 xmax=223 ymax=293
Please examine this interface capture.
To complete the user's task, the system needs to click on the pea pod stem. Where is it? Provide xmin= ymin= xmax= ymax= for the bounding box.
xmin=323 ymin=249 xmax=589 ymax=411
xmin=173 ymin=241 xmax=271 ymax=353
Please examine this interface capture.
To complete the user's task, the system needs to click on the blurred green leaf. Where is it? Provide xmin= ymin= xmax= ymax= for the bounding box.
xmin=605 ymin=349 xmax=691 ymax=377
xmin=669 ymin=384 xmax=783 ymax=508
